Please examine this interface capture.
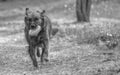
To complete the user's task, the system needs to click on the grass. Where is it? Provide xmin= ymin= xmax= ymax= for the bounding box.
xmin=3 ymin=20 xmax=119 ymax=75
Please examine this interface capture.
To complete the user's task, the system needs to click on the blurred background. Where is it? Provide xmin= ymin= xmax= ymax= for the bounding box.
xmin=0 ymin=0 xmax=120 ymax=22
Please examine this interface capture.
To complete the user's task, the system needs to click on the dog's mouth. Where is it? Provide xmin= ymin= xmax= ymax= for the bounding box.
xmin=29 ymin=25 xmax=41 ymax=36
xmin=30 ymin=25 xmax=37 ymax=29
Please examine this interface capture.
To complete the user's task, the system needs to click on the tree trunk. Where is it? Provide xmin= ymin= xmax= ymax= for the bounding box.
xmin=76 ymin=0 xmax=91 ymax=22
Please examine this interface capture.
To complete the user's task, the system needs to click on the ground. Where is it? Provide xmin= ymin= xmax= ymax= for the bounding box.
xmin=0 ymin=0 xmax=120 ymax=75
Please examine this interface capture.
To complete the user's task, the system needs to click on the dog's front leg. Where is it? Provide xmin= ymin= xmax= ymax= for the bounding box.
xmin=28 ymin=45 xmax=38 ymax=68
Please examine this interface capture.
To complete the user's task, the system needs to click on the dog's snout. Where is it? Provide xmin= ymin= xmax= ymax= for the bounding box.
xmin=30 ymin=24 xmax=36 ymax=29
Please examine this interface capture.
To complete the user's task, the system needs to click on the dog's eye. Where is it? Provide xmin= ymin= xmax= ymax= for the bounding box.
xmin=34 ymin=18 xmax=39 ymax=21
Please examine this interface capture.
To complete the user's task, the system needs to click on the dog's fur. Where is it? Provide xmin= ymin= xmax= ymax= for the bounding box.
xmin=24 ymin=8 xmax=52 ymax=68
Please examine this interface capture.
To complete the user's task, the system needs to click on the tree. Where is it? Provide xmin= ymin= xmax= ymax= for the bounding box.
xmin=76 ymin=0 xmax=92 ymax=22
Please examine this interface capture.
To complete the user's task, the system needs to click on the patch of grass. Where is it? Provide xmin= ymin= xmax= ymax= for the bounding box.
xmin=0 ymin=22 xmax=24 ymax=36
xmin=57 ymin=22 xmax=120 ymax=45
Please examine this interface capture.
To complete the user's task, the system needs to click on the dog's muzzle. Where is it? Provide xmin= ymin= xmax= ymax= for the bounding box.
xmin=30 ymin=24 xmax=37 ymax=29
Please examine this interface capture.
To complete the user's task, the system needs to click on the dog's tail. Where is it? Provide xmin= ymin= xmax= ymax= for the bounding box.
xmin=52 ymin=27 xmax=59 ymax=36
xmin=50 ymin=27 xmax=59 ymax=39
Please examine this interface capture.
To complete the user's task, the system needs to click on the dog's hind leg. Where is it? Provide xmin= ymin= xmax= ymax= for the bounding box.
xmin=41 ymin=40 xmax=49 ymax=63
xmin=36 ymin=47 xmax=41 ymax=57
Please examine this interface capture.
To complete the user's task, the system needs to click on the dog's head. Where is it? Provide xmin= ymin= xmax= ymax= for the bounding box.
xmin=25 ymin=8 xmax=45 ymax=29
xmin=24 ymin=8 xmax=45 ymax=36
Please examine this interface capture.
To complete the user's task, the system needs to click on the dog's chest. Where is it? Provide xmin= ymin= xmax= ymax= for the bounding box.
xmin=29 ymin=33 xmax=45 ymax=44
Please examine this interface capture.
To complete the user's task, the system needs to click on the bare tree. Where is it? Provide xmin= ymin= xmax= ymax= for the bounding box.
xmin=76 ymin=0 xmax=92 ymax=22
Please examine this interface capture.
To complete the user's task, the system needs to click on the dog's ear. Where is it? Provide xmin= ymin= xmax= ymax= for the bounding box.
xmin=25 ymin=8 xmax=29 ymax=16
xmin=37 ymin=9 xmax=45 ymax=17
xmin=41 ymin=10 xmax=45 ymax=15
xmin=40 ymin=10 xmax=46 ymax=18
